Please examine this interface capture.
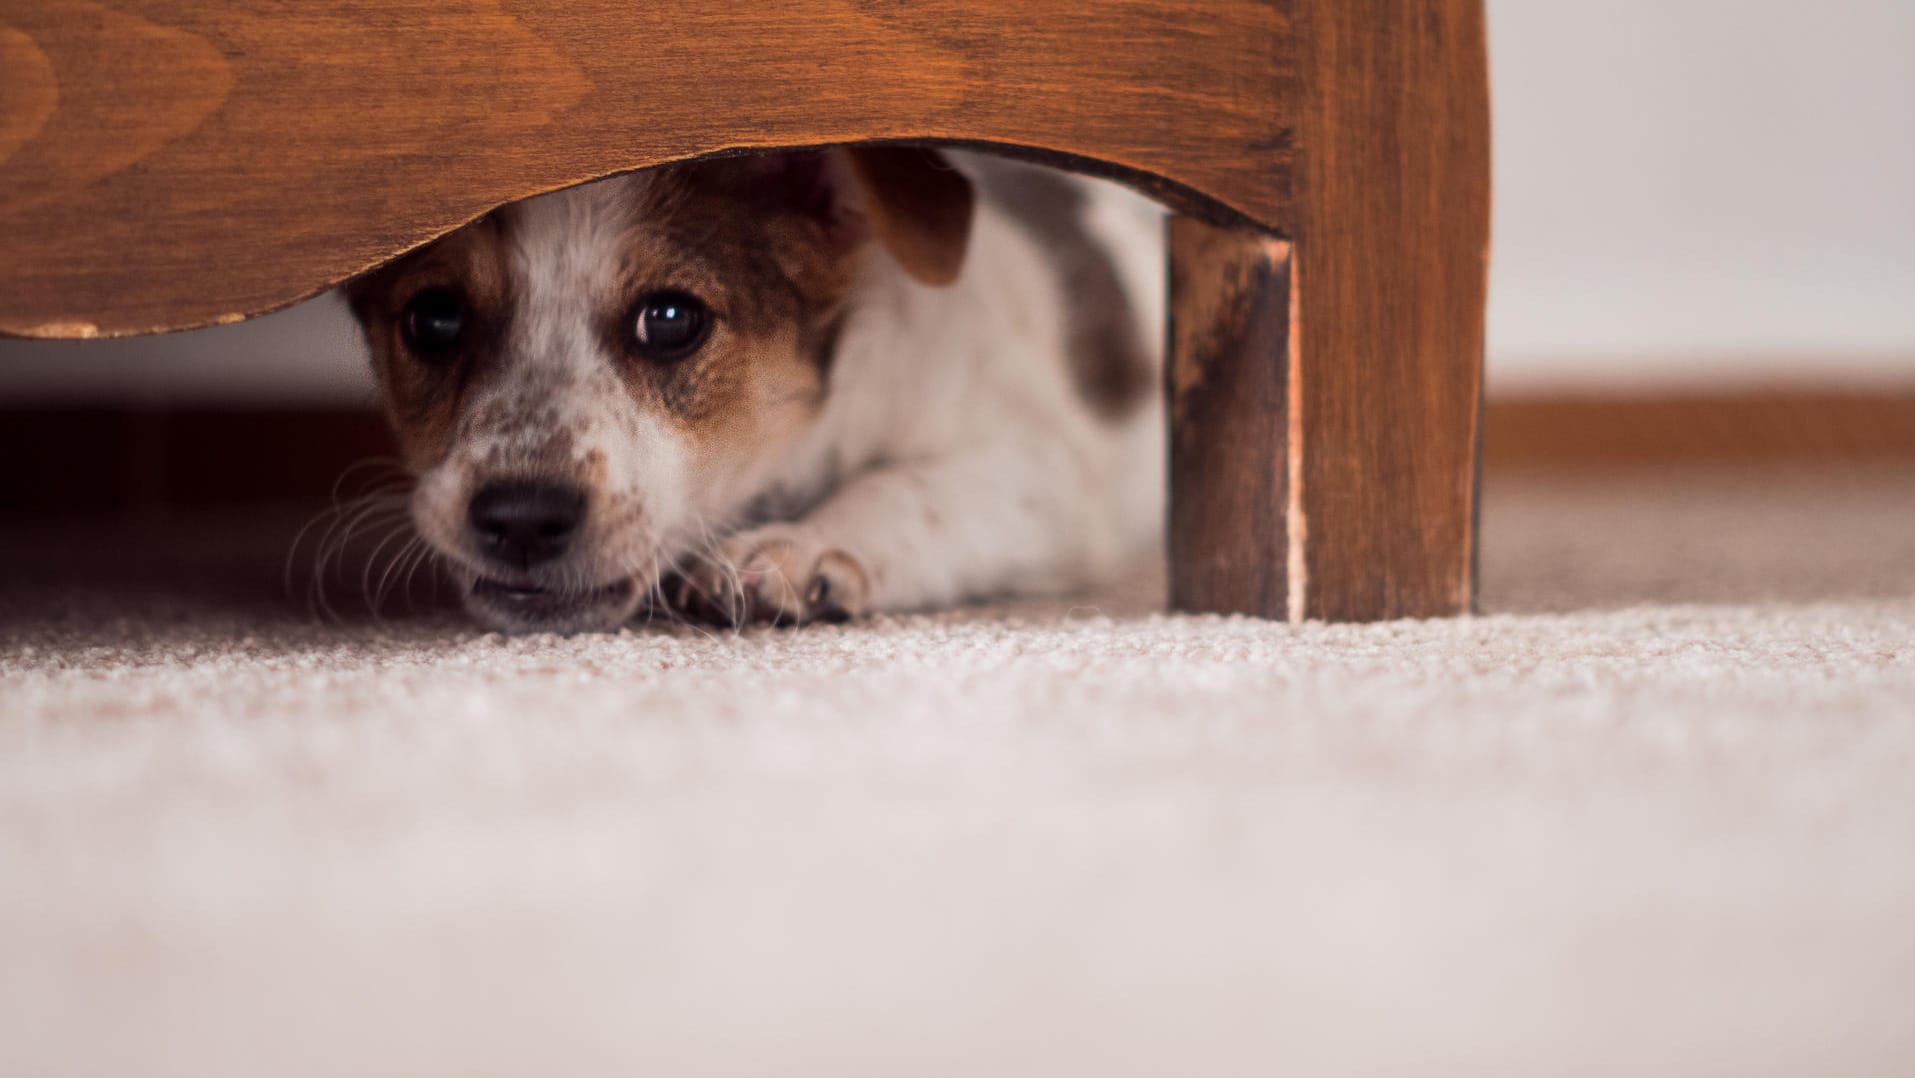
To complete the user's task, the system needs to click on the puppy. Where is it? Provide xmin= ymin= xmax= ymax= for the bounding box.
xmin=346 ymin=147 xmax=1164 ymax=633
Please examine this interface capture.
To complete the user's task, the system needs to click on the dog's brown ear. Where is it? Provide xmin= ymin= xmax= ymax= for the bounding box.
xmin=720 ymin=146 xmax=976 ymax=287
xmin=340 ymin=270 xmax=382 ymax=324
xmin=838 ymin=146 xmax=975 ymax=287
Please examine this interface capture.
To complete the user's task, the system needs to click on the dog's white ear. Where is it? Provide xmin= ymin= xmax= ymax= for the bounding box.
xmin=837 ymin=146 xmax=975 ymax=287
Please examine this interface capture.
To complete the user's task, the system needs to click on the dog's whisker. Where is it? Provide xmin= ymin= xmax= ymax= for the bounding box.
xmin=306 ymin=496 xmax=411 ymax=626
xmin=360 ymin=516 xmax=421 ymax=620
xmin=396 ymin=539 xmax=441 ymax=617
xmin=677 ymin=511 xmax=753 ymax=633
xmin=370 ymin=535 xmax=413 ymax=613
xmin=367 ymin=527 xmax=425 ymax=618
xmin=400 ymin=541 xmax=433 ymax=613
xmin=313 ymin=505 xmax=406 ymax=593
xmin=399 ymin=536 xmax=435 ymax=608
xmin=325 ymin=456 xmax=410 ymax=503
xmin=286 ymin=495 xmax=386 ymax=603
xmin=287 ymin=491 xmax=410 ymax=622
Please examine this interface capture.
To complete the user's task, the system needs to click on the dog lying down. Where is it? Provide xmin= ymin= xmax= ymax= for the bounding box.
xmin=346 ymin=147 xmax=1165 ymax=633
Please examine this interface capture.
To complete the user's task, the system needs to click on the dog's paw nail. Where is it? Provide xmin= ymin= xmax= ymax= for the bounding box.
xmin=690 ymin=531 xmax=869 ymax=628
xmin=807 ymin=550 xmax=869 ymax=624
xmin=803 ymin=574 xmax=847 ymax=623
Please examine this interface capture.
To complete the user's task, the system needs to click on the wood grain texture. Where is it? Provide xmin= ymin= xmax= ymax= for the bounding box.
xmin=1164 ymin=0 xmax=1489 ymax=622
xmin=0 ymin=0 xmax=1294 ymax=338
xmin=2 ymin=0 xmax=1491 ymax=625
xmin=1287 ymin=0 xmax=1491 ymax=621
xmin=1166 ymin=221 xmax=1295 ymax=619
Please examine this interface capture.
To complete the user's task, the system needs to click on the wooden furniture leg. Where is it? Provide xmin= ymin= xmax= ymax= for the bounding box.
xmin=1167 ymin=0 xmax=1491 ymax=623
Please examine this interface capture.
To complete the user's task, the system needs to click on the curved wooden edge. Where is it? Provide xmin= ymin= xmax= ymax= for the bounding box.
xmin=1 ymin=0 xmax=1295 ymax=340
xmin=1 ymin=138 xmax=1267 ymax=342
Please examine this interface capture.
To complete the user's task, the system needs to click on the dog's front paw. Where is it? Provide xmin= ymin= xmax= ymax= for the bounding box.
xmin=670 ymin=526 xmax=871 ymax=627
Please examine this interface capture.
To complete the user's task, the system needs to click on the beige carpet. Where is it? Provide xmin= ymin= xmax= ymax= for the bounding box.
xmin=4 ymin=468 xmax=1915 ymax=1077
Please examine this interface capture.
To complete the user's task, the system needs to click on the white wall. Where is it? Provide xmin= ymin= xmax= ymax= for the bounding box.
xmin=0 ymin=294 xmax=376 ymax=405
xmin=1489 ymin=0 xmax=1915 ymax=390
xmin=4 ymin=0 xmax=1913 ymax=402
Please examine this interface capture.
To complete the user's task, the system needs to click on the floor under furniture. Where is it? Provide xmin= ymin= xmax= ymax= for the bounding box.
xmin=4 ymin=468 xmax=1913 ymax=1076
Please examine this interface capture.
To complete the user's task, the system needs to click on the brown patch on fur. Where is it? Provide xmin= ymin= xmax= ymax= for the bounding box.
xmin=802 ymin=309 xmax=849 ymax=380
xmin=482 ymin=424 xmax=578 ymax=479
xmin=344 ymin=216 xmax=511 ymax=469
xmin=346 ymin=155 xmax=882 ymax=495
xmin=976 ymin=162 xmax=1151 ymax=422
xmin=594 ymin=159 xmax=862 ymax=461
xmin=579 ymin=448 xmax=609 ymax=485
xmin=840 ymin=146 xmax=975 ymax=286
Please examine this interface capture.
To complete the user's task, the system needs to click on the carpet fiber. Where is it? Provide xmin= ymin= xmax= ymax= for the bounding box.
xmin=4 ymin=469 xmax=1914 ymax=1076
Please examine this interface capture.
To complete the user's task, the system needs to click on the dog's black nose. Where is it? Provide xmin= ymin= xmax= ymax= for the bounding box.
xmin=468 ymin=480 xmax=585 ymax=569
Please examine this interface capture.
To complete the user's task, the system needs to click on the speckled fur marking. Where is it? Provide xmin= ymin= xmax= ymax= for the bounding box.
xmin=345 ymin=149 xmax=1167 ymax=633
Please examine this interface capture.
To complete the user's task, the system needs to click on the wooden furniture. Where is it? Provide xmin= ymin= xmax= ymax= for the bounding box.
xmin=0 ymin=0 xmax=1490 ymax=623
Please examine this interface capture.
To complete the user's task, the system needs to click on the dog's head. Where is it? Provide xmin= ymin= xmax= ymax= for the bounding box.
xmin=345 ymin=147 xmax=974 ymax=632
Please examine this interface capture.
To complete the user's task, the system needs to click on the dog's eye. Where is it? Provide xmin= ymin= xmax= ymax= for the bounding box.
xmin=400 ymin=287 xmax=466 ymax=358
xmin=630 ymin=291 xmax=710 ymax=362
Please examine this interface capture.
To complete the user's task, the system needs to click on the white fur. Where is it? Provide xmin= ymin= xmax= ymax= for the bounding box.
xmin=405 ymin=154 xmax=1166 ymax=626
xmin=409 ymin=175 xmax=694 ymax=595
xmin=736 ymin=153 xmax=1167 ymax=612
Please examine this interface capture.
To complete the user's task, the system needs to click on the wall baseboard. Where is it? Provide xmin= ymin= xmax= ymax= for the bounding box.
xmin=3 ymin=392 xmax=1912 ymax=516
xmin=1485 ymin=391 xmax=1915 ymax=471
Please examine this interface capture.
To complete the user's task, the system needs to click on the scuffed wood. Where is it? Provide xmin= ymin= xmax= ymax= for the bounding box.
xmin=1167 ymin=0 xmax=1488 ymax=623
xmin=1167 ymin=220 xmax=1295 ymax=620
